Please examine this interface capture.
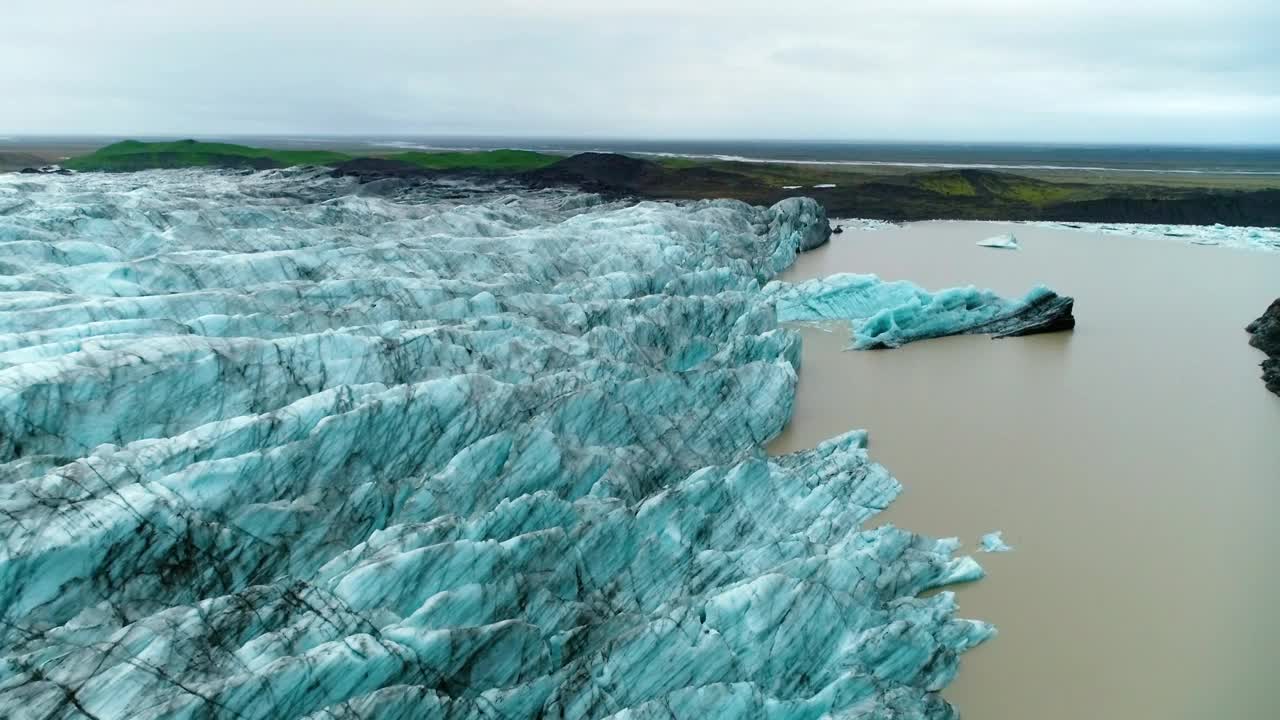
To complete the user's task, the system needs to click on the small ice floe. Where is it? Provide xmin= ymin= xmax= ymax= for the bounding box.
xmin=781 ymin=185 xmax=802 ymax=190
xmin=1190 ymin=238 xmax=1221 ymax=246
xmin=813 ymin=183 xmax=837 ymax=189
xmin=977 ymin=232 xmax=1019 ymax=250
xmin=978 ymin=531 xmax=1013 ymax=553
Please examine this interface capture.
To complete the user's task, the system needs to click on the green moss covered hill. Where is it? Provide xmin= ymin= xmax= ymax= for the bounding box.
xmin=64 ymin=140 xmax=562 ymax=173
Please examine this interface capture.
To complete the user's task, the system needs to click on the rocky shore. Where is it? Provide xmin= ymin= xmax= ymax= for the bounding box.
xmin=1247 ymin=299 xmax=1280 ymax=395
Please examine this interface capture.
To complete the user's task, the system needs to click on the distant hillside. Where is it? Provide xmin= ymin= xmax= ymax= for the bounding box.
xmin=64 ymin=140 xmax=562 ymax=173
xmin=63 ymin=140 xmax=352 ymax=171
xmin=0 ymin=151 xmax=57 ymax=171
xmin=51 ymin=141 xmax=1280 ymax=226
xmin=522 ymin=154 xmax=1280 ymax=226
xmin=388 ymin=149 xmax=560 ymax=172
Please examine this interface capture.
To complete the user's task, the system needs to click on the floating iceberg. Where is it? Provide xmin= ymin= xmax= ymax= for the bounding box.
xmin=766 ymin=273 xmax=1075 ymax=349
xmin=0 ymin=169 xmax=1005 ymax=719
xmin=979 ymin=531 xmax=1013 ymax=553
xmin=978 ymin=232 xmax=1019 ymax=249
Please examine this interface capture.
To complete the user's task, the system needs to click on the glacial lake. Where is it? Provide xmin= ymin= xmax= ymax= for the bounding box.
xmin=769 ymin=221 xmax=1280 ymax=719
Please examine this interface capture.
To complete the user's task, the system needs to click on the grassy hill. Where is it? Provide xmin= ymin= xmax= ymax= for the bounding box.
xmin=63 ymin=140 xmax=563 ymax=173
xmin=387 ymin=149 xmax=560 ymax=172
xmin=63 ymin=140 xmax=352 ymax=171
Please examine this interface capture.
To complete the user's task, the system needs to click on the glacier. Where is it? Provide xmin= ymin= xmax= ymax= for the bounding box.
xmin=0 ymin=168 xmax=1062 ymax=719
xmin=766 ymin=273 xmax=1074 ymax=349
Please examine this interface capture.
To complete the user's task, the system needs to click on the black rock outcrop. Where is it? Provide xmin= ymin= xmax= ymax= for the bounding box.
xmin=980 ymin=291 xmax=1077 ymax=339
xmin=1246 ymin=299 xmax=1280 ymax=396
xmin=526 ymin=152 xmax=665 ymax=194
xmin=329 ymin=157 xmax=432 ymax=180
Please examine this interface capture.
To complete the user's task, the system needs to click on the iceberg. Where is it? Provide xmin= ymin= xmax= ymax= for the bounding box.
xmin=0 ymin=168 xmax=1013 ymax=719
xmin=766 ymin=273 xmax=1074 ymax=349
xmin=979 ymin=531 xmax=1013 ymax=553
xmin=977 ymin=232 xmax=1019 ymax=249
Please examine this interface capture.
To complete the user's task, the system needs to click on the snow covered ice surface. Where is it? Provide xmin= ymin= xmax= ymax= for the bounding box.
xmin=977 ymin=232 xmax=1019 ymax=249
xmin=1026 ymin=220 xmax=1280 ymax=252
xmin=0 ymin=168 xmax=1031 ymax=719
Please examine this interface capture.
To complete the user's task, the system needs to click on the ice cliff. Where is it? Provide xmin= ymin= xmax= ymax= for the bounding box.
xmin=0 ymin=169 xmax=1034 ymax=719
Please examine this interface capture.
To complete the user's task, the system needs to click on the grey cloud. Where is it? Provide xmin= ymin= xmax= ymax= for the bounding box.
xmin=2 ymin=0 xmax=1277 ymax=142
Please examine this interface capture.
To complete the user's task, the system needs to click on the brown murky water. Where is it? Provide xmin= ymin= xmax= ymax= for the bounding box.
xmin=768 ymin=222 xmax=1280 ymax=719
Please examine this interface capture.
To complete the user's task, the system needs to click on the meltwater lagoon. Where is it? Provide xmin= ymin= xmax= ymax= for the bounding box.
xmin=0 ymin=169 xmax=1071 ymax=719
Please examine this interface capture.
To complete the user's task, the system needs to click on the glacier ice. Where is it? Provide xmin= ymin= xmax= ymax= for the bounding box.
xmin=977 ymin=232 xmax=1019 ymax=249
xmin=979 ymin=531 xmax=1013 ymax=553
xmin=766 ymin=273 xmax=1074 ymax=349
xmin=0 ymin=168 xmax=1016 ymax=719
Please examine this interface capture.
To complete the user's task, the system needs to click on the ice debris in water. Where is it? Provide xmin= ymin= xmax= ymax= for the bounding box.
xmin=977 ymin=232 xmax=1019 ymax=249
xmin=1026 ymin=220 xmax=1280 ymax=252
xmin=0 ymin=168 xmax=1002 ymax=719
xmin=979 ymin=531 xmax=1013 ymax=553
xmin=765 ymin=273 xmax=1075 ymax=349
xmin=830 ymin=217 xmax=902 ymax=232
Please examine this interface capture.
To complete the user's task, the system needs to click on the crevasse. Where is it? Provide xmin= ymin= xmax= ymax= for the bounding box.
xmin=0 ymin=169 xmax=1038 ymax=719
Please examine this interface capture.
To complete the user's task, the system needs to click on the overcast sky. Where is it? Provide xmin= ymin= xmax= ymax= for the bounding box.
xmin=4 ymin=0 xmax=1278 ymax=143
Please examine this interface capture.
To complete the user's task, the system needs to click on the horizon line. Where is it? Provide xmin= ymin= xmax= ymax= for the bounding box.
xmin=3 ymin=133 xmax=1280 ymax=149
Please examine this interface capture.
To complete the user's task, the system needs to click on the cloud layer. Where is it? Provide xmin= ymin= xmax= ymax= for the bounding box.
xmin=5 ymin=0 xmax=1278 ymax=142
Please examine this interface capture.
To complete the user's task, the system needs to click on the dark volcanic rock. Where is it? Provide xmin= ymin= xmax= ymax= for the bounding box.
xmin=528 ymin=152 xmax=665 ymax=194
xmin=330 ymin=157 xmax=432 ymax=180
xmin=977 ymin=290 xmax=1076 ymax=339
xmin=1043 ymin=191 xmax=1280 ymax=227
xmin=1246 ymin=298 xmax=1280 ymax=396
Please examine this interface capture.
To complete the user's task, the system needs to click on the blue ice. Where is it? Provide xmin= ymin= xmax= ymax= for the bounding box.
xmin=979 ymin=531 xmax=1014 ymax=553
